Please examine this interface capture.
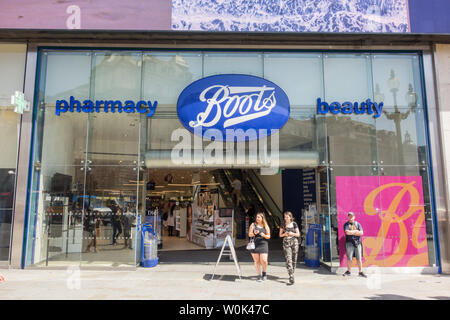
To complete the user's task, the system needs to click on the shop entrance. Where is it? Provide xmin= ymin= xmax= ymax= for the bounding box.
xmin=144 ymin=167 xmax=324 ymax=264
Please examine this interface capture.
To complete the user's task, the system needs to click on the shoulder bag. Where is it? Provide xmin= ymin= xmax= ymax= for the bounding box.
xmin=246 ymin=237 xmax=255 ymax=250
xmin=247 ymin=223 xmax=256 ymax=250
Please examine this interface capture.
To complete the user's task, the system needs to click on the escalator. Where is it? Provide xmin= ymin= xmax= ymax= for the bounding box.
xmin=212 ymin=169 xmax=283 ymax=238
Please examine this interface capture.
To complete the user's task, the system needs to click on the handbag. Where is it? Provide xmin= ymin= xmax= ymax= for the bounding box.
xmin=246 ymin=237 xmax=255 ymax=250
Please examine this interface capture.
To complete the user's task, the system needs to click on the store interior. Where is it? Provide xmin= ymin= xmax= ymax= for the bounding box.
xmin=142 ymin=167 xmax=330 ymax=265
xmin=144 ymin=168 xmax=265 ymax=255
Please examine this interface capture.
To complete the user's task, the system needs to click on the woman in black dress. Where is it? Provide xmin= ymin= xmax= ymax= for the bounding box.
xmin=249 ymin=211 xmax=271 ymax=281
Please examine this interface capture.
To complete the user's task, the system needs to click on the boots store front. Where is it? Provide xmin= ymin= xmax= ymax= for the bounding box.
xmin=6 ymin=46 xmax=438 ymax=272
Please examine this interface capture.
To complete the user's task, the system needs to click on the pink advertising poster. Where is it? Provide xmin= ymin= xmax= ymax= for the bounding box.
xmin=336 ymin=176 xmax=429 ymax=267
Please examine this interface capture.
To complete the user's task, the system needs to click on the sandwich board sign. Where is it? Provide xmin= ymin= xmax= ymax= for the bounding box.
xmin=210 ymin=234 xmax=241 ymax=281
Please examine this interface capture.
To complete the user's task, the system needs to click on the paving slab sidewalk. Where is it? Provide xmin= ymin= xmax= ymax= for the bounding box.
xmin=0 ymin=264 xmax=449 ymax=300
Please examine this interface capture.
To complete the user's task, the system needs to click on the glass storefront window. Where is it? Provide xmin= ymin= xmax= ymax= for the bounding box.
xmin=92 ymin=52 xmax=142 ymax=101
xmin=324 ymin=54 xmax=372 ymax=103
xmin=376 ymin=107 xmax=428 ymax=166
xmin=44 ymin=52 xmax=91 ymax=103
xmin=143 ymin=52 xmax=203 ymax=108
xmin=264 ymin=53 xmax=323 ymax=108
xmin=326 ymin=112 xmax=377 ymax=166
xmin=0 ymin=108 xmax=19 ymax=261
xmin=278 ymin=109 xmax=319 ymax=152
xmin=0 ymin=43 xmax=26 ymax=262
xmin=380 ymin=165 xmax=436 ymax=266
xmin=25 ymin=49 xmax=438 ymax=270
xmin=372 ymin=54 xmax=423 ymax=110
xmin=204 ymin=52 xmax=263 ymax=77
xmin=27 ymin=51 xmax=142 ymax=267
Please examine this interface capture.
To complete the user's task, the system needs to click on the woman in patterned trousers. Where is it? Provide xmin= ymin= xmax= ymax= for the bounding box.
xmin=279 ymin=211 xmax=300 ymax=285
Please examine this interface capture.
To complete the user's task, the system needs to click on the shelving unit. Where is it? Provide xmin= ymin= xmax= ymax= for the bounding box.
xmin=192 ymin=213 xmax=215 ymax=249
xmin=175 ymin=207 xmax=187 ymax=237
xmin=189 ymin=187 xmax=232 ymax=249
xmin=191 ymin=188 xmax=217 ymax=249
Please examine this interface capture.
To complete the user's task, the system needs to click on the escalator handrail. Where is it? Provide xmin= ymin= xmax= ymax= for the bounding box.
xmin=223 ymin=169 xmax=281 ymax=228
xmin=244 ymin=171 xmax=282 ymax=228
xmin=212 ymin=170 xmax=235 ymax=208
xmin=247 ymin=169 xmax=283 ymax=215
xmin=222 ymin=170 xmax=254 ymax=210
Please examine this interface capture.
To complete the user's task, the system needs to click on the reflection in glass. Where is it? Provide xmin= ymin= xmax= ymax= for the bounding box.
xmin=26 ymin=171 xmax=84 ymax=267
xmin=44 ymin=52 xmax=91 ymax=103
xmin=324 ymin=54 xmax=371 ymax=103
xmin=93 ymin=52 xmax=141 ymax=101
xmin=278 ymin=109 xmax=318 ymax=152
xmin=378 ymin=69 xmax=421 ymax=168
xmin=0 ymin=44 xmax=26 ymax=262
xmin=372 ymin=54 xmax=423 ymax=109
xmin=326 ymin=113 xmax=377 ymax=165
xmin=143 ymin=53 xmax=203 ymax=107
xmin=204 ymin=53 xmax=263 ymax=76
xmin=0 ymin=109 xmax=19 ymax=210
xmin=377 ymin=107 xmax=428 ymax=167
xmin=0 ymin=210 xmax=13 ymax=261
xmin=37 ymin=108 xmax=88 ymax=166
xmin=264 ymin=53 xmax=323 ymax=107
xmin=80 ymin=166 xmax=138 ymax=267
xmin=87 ymin=112 xmax=140 ymax=163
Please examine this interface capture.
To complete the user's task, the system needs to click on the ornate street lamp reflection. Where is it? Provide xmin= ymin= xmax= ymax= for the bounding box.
xmin=382 ymin=70 xmax=416 ymax=173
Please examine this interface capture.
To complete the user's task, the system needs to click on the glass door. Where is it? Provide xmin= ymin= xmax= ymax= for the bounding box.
xmin=80 ymin=52 xmax=142 ymax=267
xmin=0 ymin=108 xmax=20 ymax=263
xmin=0 ymin=44 xmax=26 ymax=263
xmin=26 ymin=51 xmax=92 ymax=267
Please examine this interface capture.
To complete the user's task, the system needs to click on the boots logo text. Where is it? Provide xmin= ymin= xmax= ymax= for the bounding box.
xmin=177 ymin=74 xmax=290 ymax=141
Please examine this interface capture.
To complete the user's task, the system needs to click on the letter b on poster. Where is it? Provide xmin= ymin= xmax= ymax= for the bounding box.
xmin=335 ymin=176 xmax=429 ymax=267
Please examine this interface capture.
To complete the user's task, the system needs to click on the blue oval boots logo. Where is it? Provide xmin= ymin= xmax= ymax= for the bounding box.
xmin=177 ymin=74 xmax=290 ymax=141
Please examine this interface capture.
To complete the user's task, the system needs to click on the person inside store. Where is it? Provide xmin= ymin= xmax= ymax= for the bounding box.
xmin=109 ymin=200 xmax=122 ymax=246
xmin=162 ymin=201 xmax=169 ymax=233
xmin=71 ymin=201 xmax=83 ymax=225
xmin=343 ymin=212 xmax=367 ymax=278
xmin=248 ymin=211 xmax=271 ymax=281
xmin=168 ymin=202 xmax=176 ymax=237
xmin=84 ymin=208 xmax=100 ymax=253
xmin=122 ymin=206 xmax=135 ymax=249
xmin=231 ymin=177 xmax=242 ymax=207
xmin=279 ymin=211 xmax=300 ymax=285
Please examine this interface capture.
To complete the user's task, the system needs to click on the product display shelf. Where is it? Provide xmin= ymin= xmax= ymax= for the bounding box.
xmin=192 ymin=216 xmax=214 ymax=248
xmin=175 ymin=211 xmax=180 ymax=231
xmin=175 ymin=208 xmax=187 ymax=237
